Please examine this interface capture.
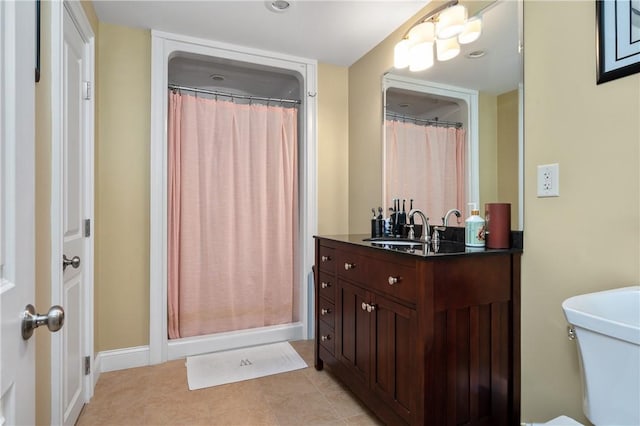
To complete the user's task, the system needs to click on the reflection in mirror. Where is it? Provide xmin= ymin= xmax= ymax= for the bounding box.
xmin=383 ymin=75 xmax=478 ymax=228
xmin=383 ymin=0 xmax=523 ymax=230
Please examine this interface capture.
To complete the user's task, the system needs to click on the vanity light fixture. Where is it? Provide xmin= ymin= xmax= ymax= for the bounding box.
xmin=394 ymin=0 xmax=485 ymax=71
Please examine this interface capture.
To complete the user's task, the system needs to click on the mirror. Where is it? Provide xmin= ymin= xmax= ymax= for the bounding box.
xmin=383 ymin=0 xmax=523 ymax=230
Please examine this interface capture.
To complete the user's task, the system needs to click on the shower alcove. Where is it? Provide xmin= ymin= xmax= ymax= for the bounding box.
xmin=150 ymin=31 xmax=317 ymax=364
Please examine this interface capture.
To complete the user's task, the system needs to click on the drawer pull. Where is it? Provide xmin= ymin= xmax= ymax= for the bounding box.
xmin=321 ymin=281 xmax=331 ymax=289
xmin=321 ymin=308 xmax=331 ymax=315
xmin=344 ymin=262 xmax=356 ymax=270
xmin=321 ymin=335 xmax=331 ymax=342
xmin=388 ymin=276 xmax=400 ymax=285
xmin=321 ymin=255 xmax=331 ymax=262
xmin=361 ymin=302 xmax=377 ymax=313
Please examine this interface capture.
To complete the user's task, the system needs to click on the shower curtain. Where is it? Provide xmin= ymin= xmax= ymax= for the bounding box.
xmin=168 ymin=91 xmax=298 ymax=339
xmin=385 ymin=119 xmax=466 ymax=224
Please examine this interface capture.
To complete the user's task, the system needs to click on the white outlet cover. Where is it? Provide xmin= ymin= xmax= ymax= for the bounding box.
xmin=537 ymin=163 xmax=559 ymax=197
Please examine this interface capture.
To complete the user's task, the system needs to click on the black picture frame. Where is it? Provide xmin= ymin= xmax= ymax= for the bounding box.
xmin=35 ymin=0 xmax=40 ymax=83
xmin=596 ymin=0 xmax=640 ymax=84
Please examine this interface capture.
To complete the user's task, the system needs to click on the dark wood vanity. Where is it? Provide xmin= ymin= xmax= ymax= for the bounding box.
xmin=314 ymin=235 xmax=521 ymax=425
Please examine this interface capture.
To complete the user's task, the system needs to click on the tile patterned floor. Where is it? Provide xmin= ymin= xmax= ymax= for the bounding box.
xmin=76 ymin=340 xmax=383 ymax=426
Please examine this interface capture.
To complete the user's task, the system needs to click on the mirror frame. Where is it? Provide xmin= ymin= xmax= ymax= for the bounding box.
xmin=382 ymin=73 xmax=480 ymax=219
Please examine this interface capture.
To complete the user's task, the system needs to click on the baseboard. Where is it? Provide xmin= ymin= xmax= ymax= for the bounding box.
xmin=97 ymin=345 xmax=150 ymax=373
xmin=92 ymin=354 xmax=102 ymax=388
xmin=94 ymin=325 xmax=305 ymax=374
xmin=167 ymin=323 xmax=305 ymax=360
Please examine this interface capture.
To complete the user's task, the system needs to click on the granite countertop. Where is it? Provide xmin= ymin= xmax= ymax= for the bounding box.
xmin=315 ymin=233 xmax=522 ymax=258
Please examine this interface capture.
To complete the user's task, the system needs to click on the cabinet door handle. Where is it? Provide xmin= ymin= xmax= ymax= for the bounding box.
xmin=361 ymin=302 xmax=368 ymax=311
xmin=321 ymin=335 xmax=331 ymax=341
xmin=321 ymin=308 xmax=331 ymax=315
xmin=321 ymin=281 xmax=331 ymax=289
xmin=321 ymin=255 xmax=331 ymax=262
xmin=344 ymin=262 xmax=356 ymax=270
xmin=366 ymin=304 xmax=377 ymax=313
xmin=388 ymin=276 xmax=400 ymax=285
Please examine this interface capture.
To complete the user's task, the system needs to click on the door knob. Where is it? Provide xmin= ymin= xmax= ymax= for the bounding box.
xmin=22 ymin=304 xmax=65 ymax=340
xmin=62 ymin=254 xmax=81 ymax=271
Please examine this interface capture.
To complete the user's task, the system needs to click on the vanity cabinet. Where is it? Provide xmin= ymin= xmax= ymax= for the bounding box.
xmin=314 ymin=236 xmax=521 ymax=426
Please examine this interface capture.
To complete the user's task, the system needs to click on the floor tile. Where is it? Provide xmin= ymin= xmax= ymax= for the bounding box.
xmin=76 ymin=340 xmax=380 ymax=426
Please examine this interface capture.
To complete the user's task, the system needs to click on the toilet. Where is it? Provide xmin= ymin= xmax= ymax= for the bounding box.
xmin=529 ymin=415 xmax=583 ymax=426
xmin=530 ymin=286 xmax=640 ymax=426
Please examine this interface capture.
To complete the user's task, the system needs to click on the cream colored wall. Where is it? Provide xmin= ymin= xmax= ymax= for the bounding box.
xmin=522 ymin=1 xmax=639 ymax=423
xmin=81 ymin=2 xmax=639 ymax=423
xmin=35 ymin=3 xmax=52 ymax=424
xmin=497 ymin=90 xmax=519 ymax=228
xmin=479 ymin=92 xmax=498 ymax=208
xmin=348 ymin=0 xmax=639 ymax=423
xmin=348 ymin=3 xmax=443 ymax=233
xmin=96 ymin=23 xmax=150 ymax=350
xmin=318 ymin=63 xmax=350 ymax=234
xmin=348 ymin=1 xmax=499 ymax=232
xmin=93 ymin=26 xmax=347 ymax=350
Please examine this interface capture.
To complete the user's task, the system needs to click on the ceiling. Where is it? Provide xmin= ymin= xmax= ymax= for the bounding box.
xmin=93 ymin=0 xmax=522 ymax=96
xmin=92 ymin=0 xmax=429 ymax=67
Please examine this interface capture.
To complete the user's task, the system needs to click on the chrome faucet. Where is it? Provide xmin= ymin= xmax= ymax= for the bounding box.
xmin=442 ymin=209 xmax=462 ymax=227
xmin=408 ymin=209 xmax=430 ymax=243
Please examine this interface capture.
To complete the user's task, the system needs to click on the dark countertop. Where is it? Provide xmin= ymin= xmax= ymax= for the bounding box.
xmin=314 ymin=234 xmax=522 ymax=258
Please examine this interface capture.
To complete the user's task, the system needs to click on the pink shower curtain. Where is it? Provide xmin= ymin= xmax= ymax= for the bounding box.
xmin=168 ymin=92 xmax=298 ymax=339
xmin=385 ymin=120 xmax=466 ymax=225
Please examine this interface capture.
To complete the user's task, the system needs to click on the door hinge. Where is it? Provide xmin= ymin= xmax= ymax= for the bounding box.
xmin=84 ymin=219 xmax=91 ymax=237
xmin=82 ymin=81 xmax=92 ymax=100
xmin=84 ymin=356 xmax=91 ymax=375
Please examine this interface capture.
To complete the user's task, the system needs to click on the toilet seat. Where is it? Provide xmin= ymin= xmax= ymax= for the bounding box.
xmin=530 ymin=415 xmax=583 ymax=425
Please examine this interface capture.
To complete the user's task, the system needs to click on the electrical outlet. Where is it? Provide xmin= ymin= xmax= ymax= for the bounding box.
xmin=537 ymin=163 xmax=559 ymax=197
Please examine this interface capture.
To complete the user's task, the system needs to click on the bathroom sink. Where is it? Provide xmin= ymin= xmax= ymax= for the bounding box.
xmin=367 ymin=240 xmax=424 ymax=246
xmin=364 ymin=238 xmax=467 ymax=254
xmin=562 ymin=286 xmax=640 ymax=344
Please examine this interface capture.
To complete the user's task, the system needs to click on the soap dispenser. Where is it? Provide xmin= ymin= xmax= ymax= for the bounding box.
xmin=465 ymin=203 xmax=486 ymax=247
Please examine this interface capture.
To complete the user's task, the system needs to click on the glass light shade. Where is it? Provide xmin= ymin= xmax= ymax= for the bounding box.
xmin=458 ymin=17 xmax=482 ymax=44
xmin=394 ymin=39 xmax=410 ymax=69
xmin=436 ymin=4 xmax=467 ymax=39
xmin=409 ymin=42 xmax=434 ymax=72
xmin=407 ymin=21 xmax=435 ymax=45
xmin=436 ymin=37 xmax=460 ymax=61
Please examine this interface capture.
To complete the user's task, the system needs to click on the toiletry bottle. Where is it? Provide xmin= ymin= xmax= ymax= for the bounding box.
xmin=465 ymin=203 xmax=486 ymax=247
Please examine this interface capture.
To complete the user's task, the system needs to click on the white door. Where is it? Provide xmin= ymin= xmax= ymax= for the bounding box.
xmin=0 ymin=1 xmax=37 ymax=424
xmin=56 ymin=5 xmax=89 ymax=425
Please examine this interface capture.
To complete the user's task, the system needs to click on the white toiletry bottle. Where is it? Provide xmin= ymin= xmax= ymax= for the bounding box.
xmin=465 ymin=203 xmax=486 ymax=247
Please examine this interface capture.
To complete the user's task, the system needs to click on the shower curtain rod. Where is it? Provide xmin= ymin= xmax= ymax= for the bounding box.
xmin=386 ymin=111 xmax=462 ymax=129
xmin=168 ymin=84 xmax=301 ymax=105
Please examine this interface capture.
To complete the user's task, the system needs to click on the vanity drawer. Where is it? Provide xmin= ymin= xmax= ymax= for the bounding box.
xmin=367 ymin=260 xmax=417 ymax=304
xmin=318 ymin=297 xmax=335 ymax=327
xmin=318 ymin=244 xmax=336 ymax=274
xmin=318 ymin=272 xmax=336 ymax=302
xmin=336 ymin=250 xmax=366 ymax=283
xmin=318 ymin=321 xmax=334 ymax=354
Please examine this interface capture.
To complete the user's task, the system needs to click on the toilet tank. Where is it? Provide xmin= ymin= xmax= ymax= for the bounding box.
xmin=562 ymin=286 xmax=640 ymax=426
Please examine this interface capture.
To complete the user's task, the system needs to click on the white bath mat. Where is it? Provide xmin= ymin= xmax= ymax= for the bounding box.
xmin=186 ymin=341 xmax=308 ymax=390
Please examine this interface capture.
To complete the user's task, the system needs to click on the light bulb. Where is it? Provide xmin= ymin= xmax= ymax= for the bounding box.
xmin=458 ymin=17 xmax=482 ymax=44
xmin=436 ymin=37 xmax=460 ymax=61
xmin=394 ymin=39 xmax=410 ymax=69
xmin=409 ymin=42 xmax=434 ymax=72
xmin=436 ymin=5 xmax=467 ymax=39
xmin=407 ymin=21 xmax=435 ymax=45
